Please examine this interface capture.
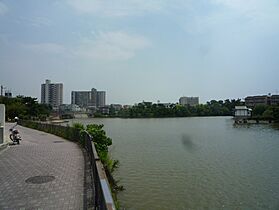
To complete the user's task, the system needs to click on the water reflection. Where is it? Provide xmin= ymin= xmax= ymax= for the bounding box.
xmin=233 ymin=123 xmax=251 ymax=129
xmin=271 ymin=123 xmax=279 ymax=131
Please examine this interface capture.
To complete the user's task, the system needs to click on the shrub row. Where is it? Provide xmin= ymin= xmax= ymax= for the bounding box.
xmin=19 ymin=120 xmax=85 ymax=145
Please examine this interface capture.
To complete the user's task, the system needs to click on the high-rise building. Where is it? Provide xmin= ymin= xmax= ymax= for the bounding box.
xmin=179 ymin=96 xmax=199 ymax=106
xmin=90 ymin=88 xmax=98 ymax=107
xmin=71 ymin=88 xmax=106 ymax=108
xmin=41 ymin=79 xmax=63 ymax=110
xmin=71 ymin=91 xmax=92 ymax=107
xmin=97 ymin=91 xmax=106 ymax=107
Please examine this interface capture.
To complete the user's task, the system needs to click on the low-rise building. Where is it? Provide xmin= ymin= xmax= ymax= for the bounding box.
xmin=59 ymin=104 xmax=83 ymax=112
xmin=234 ymin=106 xmax=252 ymax=118
xmin=245 ymin=95 xmax=269 ymax=107
xmin=157 ymin=103 xmax=172 ymax=108
xmin=271 ymin=95 xmax=279 ymax=105
xmin=179 ymin=97 xmax=199 ymax=106
xmin=99 ymin=106 xmax=110 ymax=115
xmin=123 ymin=105 xmax=132 ymax=109
xmin=245 ymin=94 xmax=279 ymax=107
xmin=110 ymin=104 xmax=122 ymax=111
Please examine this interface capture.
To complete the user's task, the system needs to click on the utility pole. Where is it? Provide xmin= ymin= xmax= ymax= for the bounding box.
xmin=0 ymin=85 xmax=3 ymax=96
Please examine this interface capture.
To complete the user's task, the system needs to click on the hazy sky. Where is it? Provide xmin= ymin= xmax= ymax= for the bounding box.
xmin=1 ymin=0 xmax=279 ymax=104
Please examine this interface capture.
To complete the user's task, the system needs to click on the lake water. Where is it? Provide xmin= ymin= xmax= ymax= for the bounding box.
xmin=69 ymin=117 xmax=279 ymax=210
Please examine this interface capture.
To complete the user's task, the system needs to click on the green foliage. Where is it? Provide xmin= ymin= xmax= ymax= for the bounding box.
xmin=86 ymin=124 xmax=112 ymax=154
xmin=104 ymin=155 xmax=119 ymax=174
xmin=19 ymin=120 xmax=81 ymax=142
xmin=243 ymin=105 xmax=279 ymax=121
xmin=83 ymin=123 xmax=123 ymax=198
xmin=0 ymin=96 xmax=51 ymax=120
xmin=93 ymin=112 xmax=105 ymax=118
xmin=72 ymin=123 xmax=85 ymax=131
xmin=174 ymin=105 xmax=190 ymax=117
xmin=116 ymin=99 xmax=243 ymax=118
xmin=262 ymin=107 xmax=273 ymax=118
xmin=253 ymin=105 xmax=268 ymax=117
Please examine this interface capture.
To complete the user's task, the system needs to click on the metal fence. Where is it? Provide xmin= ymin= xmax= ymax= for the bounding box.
xmin=83 ymin=130 xmax=115 ymax=210
xmin=19 ymin=120 xmax=116 ymax=210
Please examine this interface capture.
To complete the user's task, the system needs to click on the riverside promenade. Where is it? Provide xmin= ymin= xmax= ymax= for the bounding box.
xmin=0 ymin=123 xmax=85 ymax=210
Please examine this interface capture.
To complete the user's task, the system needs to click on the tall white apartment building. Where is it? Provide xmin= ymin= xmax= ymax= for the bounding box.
xmin=41 ymin=79 xmax=63 ymax=110
xmin=179 ymin=96 xmax=199 ymax=106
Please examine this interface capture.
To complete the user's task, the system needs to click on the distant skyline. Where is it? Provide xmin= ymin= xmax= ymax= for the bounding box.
xmin=1 ymin=0 xmax=279 ymax=104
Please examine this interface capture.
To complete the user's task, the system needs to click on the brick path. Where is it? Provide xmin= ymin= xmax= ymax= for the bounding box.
xmin=0 ymin=123 xmax=85 ymax=210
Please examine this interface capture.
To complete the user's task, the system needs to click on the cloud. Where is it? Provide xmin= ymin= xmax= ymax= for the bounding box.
xmin=67 ymin=0 xmax=167 ymax=17
xmin=173 ymin=0 xmax=279 ymax=36
xmin=19 ymin=31 xmax=150 ymax=61
xmin=75 ymin=31 xmax=151 ymax=60
xmin=0 ymin=2 xmax=8 ymax=15
xmin=18 ymin=16 xmax=52 ymax=27
xmin=213 ymin=0 xmax=265 ymax=11
xmin=212 ymin=0 xmax=279 ymax=21
xmin=22 ymin=43 xmax=66 ymax=54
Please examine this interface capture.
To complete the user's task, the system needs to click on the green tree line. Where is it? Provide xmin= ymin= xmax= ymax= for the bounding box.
xmin=116 ymin=99 xmax=244 ymax=118
xmin=251 ymin=104 xmax=279 ymax=122
xmin=0 ymin=96 xmax=52 ymax=120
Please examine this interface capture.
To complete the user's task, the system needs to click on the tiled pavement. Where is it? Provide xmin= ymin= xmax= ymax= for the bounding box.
xmin=0 ymin=124 xmax=85 ymax=210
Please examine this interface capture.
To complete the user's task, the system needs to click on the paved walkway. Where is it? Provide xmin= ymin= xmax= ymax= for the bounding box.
xmin=0 ymin=123 xmax=85 ymax=210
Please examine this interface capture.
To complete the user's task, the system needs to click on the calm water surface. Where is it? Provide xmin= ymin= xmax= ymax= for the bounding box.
xmin=69 ymin=117 xmax=279 ymax=210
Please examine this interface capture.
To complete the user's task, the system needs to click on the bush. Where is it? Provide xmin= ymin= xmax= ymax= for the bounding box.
xmin=262 ymin=108 xmax=273 ymax=119
xmin=73 ymin=123 xmax=85 ymax=131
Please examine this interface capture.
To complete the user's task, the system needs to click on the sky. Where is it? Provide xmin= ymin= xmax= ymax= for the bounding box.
xmin=0 ymin=0 xmax=279 ymax=105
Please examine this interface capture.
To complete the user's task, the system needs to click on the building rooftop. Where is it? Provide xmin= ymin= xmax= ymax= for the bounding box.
xmin=235 ymin=106 xmax=252 ymax=111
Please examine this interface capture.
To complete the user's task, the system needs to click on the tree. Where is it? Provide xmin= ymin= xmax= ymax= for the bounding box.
xmin=174 ymin=105 xmax=190 ymax=117
xmin=253 ymin=105 xmax=268 ymax=117
xmin=86 ymin=124 xmax=112 ymax=155
xmin=0 ymin=96 xmax=51 ymax=120
xmin=262 ymin=107 xmax=273 ymax=119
